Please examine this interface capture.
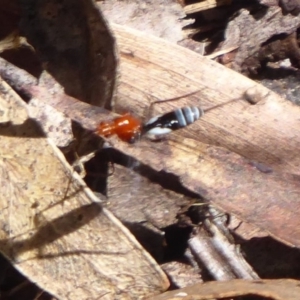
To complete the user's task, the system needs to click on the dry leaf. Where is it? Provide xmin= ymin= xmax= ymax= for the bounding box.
xmin=108 ymin=24 xmax=300 ymax=248
xmin=114 ymin=137 xmax=300 ymax=248
xmin=19 ymin=0 xmax=117 ymax=107
xmin=107 ymin=162 xmax=194 ymax=229
xmin=148 ymin=279 xmax=300 ymax=300
xmin=4 ymin=24 xmax=300 ymax=248
xmin=109 ymin=24 xmax=300 ymax=175
xmin=0 ymin=79 xmax=169 ymax=299
xmin=219 ymin=7 xmax=300 ymax=72
xmin=161 ymin=261 xmax=203 ymax=289
xmin=98 ymin=0 xmax=192 ymax=43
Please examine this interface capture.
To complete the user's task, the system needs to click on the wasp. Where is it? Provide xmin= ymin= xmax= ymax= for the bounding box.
xmin=96 ymin=113 xmax=142 ymax=143
xmin=96 ymin=93 xmax=239 ymax=143
xmin=141 ymin=106 xmax=204 ymax=137
xmin=96 ymin=106 xmax=203 ymax=143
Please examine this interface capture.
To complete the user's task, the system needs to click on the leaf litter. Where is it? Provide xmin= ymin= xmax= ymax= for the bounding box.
xmin=3 ymin=0 xmax=300 ymax=299
xmin=0 ymin=79 xmax=169 ymax=299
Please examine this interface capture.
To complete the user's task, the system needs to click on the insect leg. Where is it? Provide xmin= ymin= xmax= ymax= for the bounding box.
xmin=146 ymin=90 xmax=202 ymax=120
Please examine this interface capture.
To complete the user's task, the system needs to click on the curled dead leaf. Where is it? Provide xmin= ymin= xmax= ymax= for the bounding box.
xmin=0 ymin=79 xmax=169 ymax=299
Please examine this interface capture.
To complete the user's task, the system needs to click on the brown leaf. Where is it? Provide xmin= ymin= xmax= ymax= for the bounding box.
xmin=113 ymin=23 xmax=300 ymax=177
xmin=148 ymin=279 xmax=300 ymax=300
xmin=0 ymin=79 xmax=169 ymax=299
xmin=19 ymin=0 xmax=117 ymax=107
xmin=107 ymin=163 xmax=193 ymax=229
xmin=98 ymin=0 xmax=191 ymax=43
xmin=4 ymin=23 xmax=300 ymax=249
xmin=219 ymin=6 xmax=300 ymax=73
xmin=113 ymin=137 xmax=300 ymax=247
xmin=4 ymin=23 xmax=300 ymax=248
xmin=110 ymin=24 xmax=300 ymax=247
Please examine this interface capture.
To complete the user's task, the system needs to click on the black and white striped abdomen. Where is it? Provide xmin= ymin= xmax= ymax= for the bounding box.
xmin=142 ymin=106 xmax=204 ymax=136
xmin=175 ymin=106 xmax=203 ymax=127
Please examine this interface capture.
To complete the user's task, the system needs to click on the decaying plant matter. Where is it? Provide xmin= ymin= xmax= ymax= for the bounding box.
xmin=1 ymin=0 xmax=300 ymax=300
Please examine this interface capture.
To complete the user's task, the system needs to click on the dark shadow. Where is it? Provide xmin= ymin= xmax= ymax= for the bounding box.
xmin=1 ymin=47 xmax=43 ymax=79
xmin=0 ymin=203 xmax=104 ymax=263
xmin=18 ymin=0 xmax=117 ymax=108
xmin=122 ymin=221 xmax=166 ymax=263
xmin=122 ymin=220 xmax=194 ymax=264
xmin=83 ymin=148 xmax=111 ymax=196
xmin=0 ymin=203 xmax=101 ymax=299
xmin=252 ymin=65 xmax=300 ymax=80
xmin=0 ymin=118 xmax=45 ymax=138
xmin=0 ymin=253 xmax=27 ymax=292
xmin=0 ymin=202 xmax=105 ymax=299
xmin=234 ymin=234 xmax=300 ymax=279
xmin=100 ymin=148 xmax=203 ymax=200
xmin=162 ymin=223 xmax=194 ymax=262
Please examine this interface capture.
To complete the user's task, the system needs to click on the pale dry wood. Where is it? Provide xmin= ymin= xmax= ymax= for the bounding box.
xmin=148 ymin=279 xmax=300 ymax=300
xmin=0 ymin=79 xmax=169 ymax=299
xmin=4 ymin=22 xmax=300 ymax=248
xmin=113 ymin=135 xmax=300 ymax=248
xmin=184 ymin=0 xmax=231 ymax=14
xmin=189 ymin=223 xmax=259 ymax=280
xmin=113 ymin=23 xmax=300 ymax=177
xmin=106 ymin=24 xmax=300 ymax=248
xmin=15 ymin=24 xmax=300 ymax=247
xmin=228 ymin=216 xmax=269 ymax=240
xmin=98 ymin=0 xmax=190 ymax=43
xmin=205 ymin=46 xmax=238 ymax=59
